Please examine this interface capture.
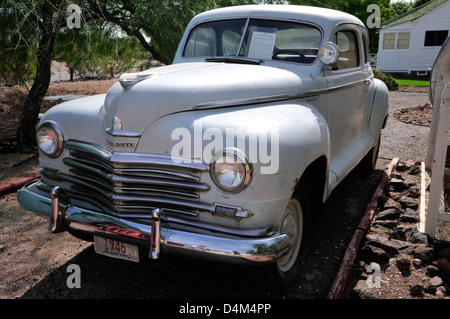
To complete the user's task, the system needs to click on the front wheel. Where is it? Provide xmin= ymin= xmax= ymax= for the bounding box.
xmin=268 ymin=184 xmax=311 ymax=290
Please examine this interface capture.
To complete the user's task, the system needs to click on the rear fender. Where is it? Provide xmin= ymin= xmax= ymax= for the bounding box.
xmin=369 ymin=78 xmax=389 ymax=137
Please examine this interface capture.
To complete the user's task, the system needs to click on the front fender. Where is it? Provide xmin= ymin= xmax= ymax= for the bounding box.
xmin=136 ymin=101 xmax=329 ymax=229
xmin=37 ymin=94 xmax=108 ymax=175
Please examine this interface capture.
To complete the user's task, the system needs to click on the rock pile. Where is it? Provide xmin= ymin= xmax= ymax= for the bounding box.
xmin=350 ymin=160 xmax=450 ymax=299
xmin=393 ymin=103 xmax=433 ymax=127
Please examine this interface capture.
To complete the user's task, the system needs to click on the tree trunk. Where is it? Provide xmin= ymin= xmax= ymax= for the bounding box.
xmin=16 ymin=0 xmax=63 ymax=152
xmin=69 ymin=67 xmax=74 ymax=81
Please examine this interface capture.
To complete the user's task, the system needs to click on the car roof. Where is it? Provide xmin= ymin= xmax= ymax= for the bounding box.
xmin=189 ymin=4 xmax=365 ymax=29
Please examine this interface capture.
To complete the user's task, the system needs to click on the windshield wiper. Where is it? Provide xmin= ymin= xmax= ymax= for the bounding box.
xmin=205 ymin=57 xmax=261 ymax=65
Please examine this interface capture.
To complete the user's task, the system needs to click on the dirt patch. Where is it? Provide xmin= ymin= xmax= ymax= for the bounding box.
xmin=399 ymin=86 xmax=430 ymax=93
xmin=0 ymin=80 xmax=117 ymax=298
xmin=0 ymin=192 xmax=91 ymax=298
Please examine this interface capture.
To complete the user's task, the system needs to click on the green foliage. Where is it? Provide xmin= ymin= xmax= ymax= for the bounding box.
xmin=54 ymin=22 xmax=152 ymax=80
xmin=0 ymin=0 xmax=41 ymax=86
xmin=83 ymin=0 xmax=255 ymax=65
xmin=390 ymin=1 xmax=413 ymax=18
xmin=290 ymin=0 xmax=392 ymax=53
xmin=3 ymin=0 xmax=256 ymax=85
xmin=373 ymin=69 xmax=399 ymax=91
xmin=413 ymin=0 xmax=431 ymax=8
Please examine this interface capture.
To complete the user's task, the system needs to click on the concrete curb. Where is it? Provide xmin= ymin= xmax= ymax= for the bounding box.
xmin=0 ymin=173 xmax=41 ymax=196
xmin=327 ymin=158 xmax=399 ymax=299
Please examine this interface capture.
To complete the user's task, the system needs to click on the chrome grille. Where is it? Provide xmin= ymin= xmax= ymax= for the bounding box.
xmin=42 ymin=140 xmax=211 ymax=219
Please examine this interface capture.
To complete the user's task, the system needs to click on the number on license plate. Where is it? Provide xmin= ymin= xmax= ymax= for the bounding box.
xmin=94 ymin=236 xmax=139 ymax=262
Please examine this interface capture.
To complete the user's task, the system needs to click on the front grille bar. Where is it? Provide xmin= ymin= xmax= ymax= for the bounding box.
xmin=46 ymin=140 xmax=211 ymax=219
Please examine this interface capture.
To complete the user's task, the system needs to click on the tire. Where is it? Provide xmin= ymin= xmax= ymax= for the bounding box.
xmin=358 ymin=137 xmax=380 ymax=177
xmin=268 ymin=183 xmax=311 ymax=290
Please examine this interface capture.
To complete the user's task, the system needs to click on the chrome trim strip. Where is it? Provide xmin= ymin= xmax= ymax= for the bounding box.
xmin=111 ymin=153 xmax=209 ymax=172
xmin=65 ymin=140 xmax=113 ymax=161
xmin=114 ymin=209 xmax=199 ymax=219
xmin=63 ymin=158 xmax=113 ymax=179
xmin=113 ymin=187 xmax=199 ymax=200
xmin=106 ymin=128 xmax=141 ymax=137
xmin=65 ymin=140 xmax=209 ymax=172
xmin=193 ymin=91 xmax=314 ymax=109
xmin=113 ymin=168 xmax=200 ymax=181
xmin=112 ymin=194 xmax=214 ymax=212
xmin=193 ymin=78 xmax=371 ymax=109
xmin=112 ymin=175 xmax=210 ymax=192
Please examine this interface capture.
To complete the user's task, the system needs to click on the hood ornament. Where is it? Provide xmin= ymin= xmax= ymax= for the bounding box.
xmin=106 ymin=116 xmax=141 ymax=138
xmin=118 ymin=72 xmax=156 ymax=90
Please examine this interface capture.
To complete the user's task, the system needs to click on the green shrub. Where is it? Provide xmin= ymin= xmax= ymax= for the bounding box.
xmin=373 ymin=69 xmax=399 ymax=91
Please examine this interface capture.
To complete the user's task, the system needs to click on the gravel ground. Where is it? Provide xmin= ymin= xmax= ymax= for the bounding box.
xmin=378 ymin=91 xmax=431 ymax=167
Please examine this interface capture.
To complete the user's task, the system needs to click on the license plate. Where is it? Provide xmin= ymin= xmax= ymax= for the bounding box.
xmin=94 ymin=236 xmax=139 ymax=262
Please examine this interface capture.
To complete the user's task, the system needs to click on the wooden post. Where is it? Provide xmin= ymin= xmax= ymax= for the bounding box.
xmin=426 ymin=83 xmax=450 ymax=237
xmin=425 ymin=84 xmax=443 ymax=171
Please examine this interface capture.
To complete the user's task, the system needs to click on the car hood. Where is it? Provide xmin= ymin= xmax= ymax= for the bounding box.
xmin=102 ymin=62 xmax=308 ymax=135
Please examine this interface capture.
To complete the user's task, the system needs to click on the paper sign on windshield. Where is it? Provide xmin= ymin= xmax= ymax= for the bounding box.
xmin=248 ymin=31 xmax=277 ymax=60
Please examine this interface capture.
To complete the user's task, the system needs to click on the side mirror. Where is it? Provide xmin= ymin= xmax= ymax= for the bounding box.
xmin=319 ymin=42 xmax=340 ymax=67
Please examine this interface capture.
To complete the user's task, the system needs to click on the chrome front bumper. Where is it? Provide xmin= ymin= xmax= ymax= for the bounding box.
xmin=18 ymin=181 xmax=290 ymax=264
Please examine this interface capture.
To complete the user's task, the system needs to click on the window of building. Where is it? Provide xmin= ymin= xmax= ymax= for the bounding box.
xmin=397 ymin=32 xmax=410 ymax=49
xmin=424 ymin=30 xmax=449 ymax=47
xmin=383 ymin=33 xmax=396 ymax=50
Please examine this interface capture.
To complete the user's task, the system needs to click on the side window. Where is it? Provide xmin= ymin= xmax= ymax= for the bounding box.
xmin=332 ymin=30 xmax=360 ymax=70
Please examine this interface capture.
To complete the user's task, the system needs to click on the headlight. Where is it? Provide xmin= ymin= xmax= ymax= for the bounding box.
xmin=211 ymin=148 xmax=252 ymax=193
xmin=318 ymin=42 xmax=340 ymax=65
xmin=36 ymin=121 xmax=64 ymax=158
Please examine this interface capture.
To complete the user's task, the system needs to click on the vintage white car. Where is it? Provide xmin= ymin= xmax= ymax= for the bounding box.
xmin=18 ymin=5 xmax=388 ymax=286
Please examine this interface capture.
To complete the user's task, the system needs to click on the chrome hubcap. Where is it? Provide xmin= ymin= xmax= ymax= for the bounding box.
xmin=277 ymin=198 xmax=303 ymax=272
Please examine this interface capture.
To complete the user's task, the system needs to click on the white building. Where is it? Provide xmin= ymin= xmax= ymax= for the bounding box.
xmin=377 ymin=0 xmax=450 ymax=75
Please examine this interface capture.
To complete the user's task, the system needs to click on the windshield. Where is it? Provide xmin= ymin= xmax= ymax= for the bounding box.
xmin=183 ymin=18 xmax=322 ymax=64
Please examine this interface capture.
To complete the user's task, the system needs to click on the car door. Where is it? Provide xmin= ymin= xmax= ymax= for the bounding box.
xmin=325 ymin=24 xmax=373 ymax=188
